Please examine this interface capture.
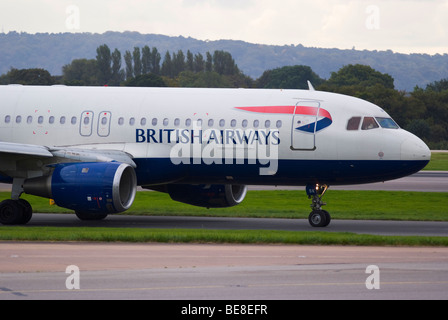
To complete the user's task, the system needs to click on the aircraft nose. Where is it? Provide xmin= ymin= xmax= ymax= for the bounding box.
xmin=401 ymin=134 xmax=431 ymax=162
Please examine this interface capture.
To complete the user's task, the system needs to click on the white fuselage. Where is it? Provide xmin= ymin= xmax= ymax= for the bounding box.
xmin=0 ymin=85 xmax=430 ymax=186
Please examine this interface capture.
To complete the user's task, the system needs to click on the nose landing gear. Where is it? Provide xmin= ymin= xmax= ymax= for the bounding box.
xmin=306 ymin=184 xmax=331 ymax=227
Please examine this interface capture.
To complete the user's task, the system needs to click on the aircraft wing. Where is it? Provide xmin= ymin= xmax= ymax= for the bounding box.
xmin=0 ymin=141 xmax=54 ymax=158
xmin=0 ymin=142 xmax=136 ymax=180
xmin=49 ymin=148 xmax=137 ymax=168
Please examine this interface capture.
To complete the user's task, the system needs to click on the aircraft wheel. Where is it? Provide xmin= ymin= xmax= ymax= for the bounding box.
xmin=17 ymin=199 xmax=33 ymax=224
xmin=0 ymin=200 xmax=25 ymax=225
xmin=308 ymin=210 xmax=331 ymax=228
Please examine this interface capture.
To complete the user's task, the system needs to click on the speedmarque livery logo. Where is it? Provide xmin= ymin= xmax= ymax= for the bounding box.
xmin=235 ymin=105 xmax=333 ymax=133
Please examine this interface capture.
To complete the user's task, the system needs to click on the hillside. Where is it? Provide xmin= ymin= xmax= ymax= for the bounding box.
xmin=1 ymin=31 xmax=448 ymax=91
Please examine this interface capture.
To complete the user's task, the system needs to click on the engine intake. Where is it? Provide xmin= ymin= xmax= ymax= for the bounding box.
xmin=24 ymin=162 xmax=137 ymax=214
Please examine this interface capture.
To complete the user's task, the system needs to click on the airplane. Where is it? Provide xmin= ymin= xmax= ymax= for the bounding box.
xmin=0 ymin=84 xmax=430 ymax=227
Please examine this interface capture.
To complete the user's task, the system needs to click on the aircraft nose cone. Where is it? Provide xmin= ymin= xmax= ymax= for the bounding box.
xmin=401 ymin=135 xmax=431 ymax=162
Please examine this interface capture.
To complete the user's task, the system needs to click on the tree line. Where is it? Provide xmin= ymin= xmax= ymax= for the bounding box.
xmin=0 ymin=44 xmax=447 ymax=149
xmin=61 ymin=44 xmax=244 ymax=87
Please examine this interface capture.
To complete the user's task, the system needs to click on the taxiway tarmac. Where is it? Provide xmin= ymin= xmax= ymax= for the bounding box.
xmin=26 ymin=213 xmax=448 ymax=237
xmin=1 ymin=170 xmax=447 ymax=301
xmin=1 ymin=243 xmax=448 ymax=300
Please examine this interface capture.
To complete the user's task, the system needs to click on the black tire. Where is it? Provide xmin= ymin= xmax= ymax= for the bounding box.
xmin=322 ymin=210 xmax=331 ymax=227
xmin=17 ymin=199 xmax=33 ymax=224
xmin=75 ymin=211 xmax=108 ymax=221
xmin=308 ymin=210 xmax=328 ymax=228
xmin=0 ymin=200 xmax=24 ymax=225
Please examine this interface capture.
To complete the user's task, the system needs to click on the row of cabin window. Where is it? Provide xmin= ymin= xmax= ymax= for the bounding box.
xmin=4 ymin=115 xmax=284 ymax=129
xmin=118 ymin=117 xmax=283 ymax=129
xmin=4 ymin=115 xmax=77 ymax=125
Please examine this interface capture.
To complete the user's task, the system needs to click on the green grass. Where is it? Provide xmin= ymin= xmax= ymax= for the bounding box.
xmin=1 ymin=226 xmax=447 ymax=247
xmin=1 ymin=152 xmax=447 ymax=245
xmin=425 ymin=152 xmax=448 ymax=171
xmin=11 ymin=190 xmax=447 ymax=222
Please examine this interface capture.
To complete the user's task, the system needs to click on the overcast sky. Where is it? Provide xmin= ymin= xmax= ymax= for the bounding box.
xmin=1 ymin=0 xmax=447 ymax=54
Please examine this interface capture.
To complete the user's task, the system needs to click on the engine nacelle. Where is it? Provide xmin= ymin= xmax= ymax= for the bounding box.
xmin=24 ymin=162 xmax=137 ymax=214
xmin=166 ymin=184 xmax=247 ymax=208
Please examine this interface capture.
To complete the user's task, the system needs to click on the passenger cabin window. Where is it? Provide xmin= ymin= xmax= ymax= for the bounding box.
xmin=361 ymin=117 xmax=379 ymax=130
xmin=347 ymin=117 xmax=361 ymax=131
xmin=276 ymin=120 xmax=282 ymax=128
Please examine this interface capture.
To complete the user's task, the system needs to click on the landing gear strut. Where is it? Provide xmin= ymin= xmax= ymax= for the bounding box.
xmin=306 ymin=184 xmax=331 ymax=228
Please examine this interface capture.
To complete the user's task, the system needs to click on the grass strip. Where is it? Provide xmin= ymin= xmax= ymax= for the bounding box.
xmin=11 ymin=190 xmax=447 ymax=222
xmin=1 ymin=227 xmax=447 ymax=247
xmin=425 ymin=152 xmax=448 ymax=171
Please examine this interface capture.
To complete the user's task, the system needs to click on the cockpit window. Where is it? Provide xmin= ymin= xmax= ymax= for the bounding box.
xmin=347 ymin=117 xmax=361 ymax=130
xmin=361 ymin=117 xmax=379 ymax=130
xmin=376 ymin=117 xmax=399 ymax=129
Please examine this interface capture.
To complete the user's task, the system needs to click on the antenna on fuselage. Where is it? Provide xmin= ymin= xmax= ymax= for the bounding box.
xmin=307 ymin=81 xmax=315 ymax=92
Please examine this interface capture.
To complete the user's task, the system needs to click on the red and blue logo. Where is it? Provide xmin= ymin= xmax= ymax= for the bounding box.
xmin=235 ymin=106 xmax=333 ymax=133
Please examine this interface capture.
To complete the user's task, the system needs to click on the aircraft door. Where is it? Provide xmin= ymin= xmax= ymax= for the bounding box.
xmin=80 ymin=111 xmax=94 ymax=137
xmin=98 ymin=111 xmax=111 ymax=137
xmin=291 ymin=101 xmax=320 ymax=151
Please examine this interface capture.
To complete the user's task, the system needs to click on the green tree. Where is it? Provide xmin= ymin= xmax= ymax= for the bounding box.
xmin=63 ymin=59 xmax=99 ymax=86
xmin=325 ymin=64 xmax=395 ymax=89
xmin=124 ymin=50 xmax=133 ymax=80
xmin=124 ymin=74 xmax=166 ymax=87
xmin=406 ymin=119 xmax=431 ymax=141
xmin=256 ymin=65 xmax=323 ymax=89
xmin=172 ymin=50 xmax=186 ymax=77
xmin=96 ymin=44 xmax=112 ymax=85
xmin=426 ymin=78 xmax=448 ymax=92
xmin=3 ymin=68 xmax=54 ymax=85
xmin=186 ymin=50 xmax=194 ymax=72
xmin=142 ymin=45 xmax=151 ymax=75
xmin=110 ymin=49 xmax=124 ymax=86
xmin=133 ymin=47 xmax=142 ymax=77
xmin=161 ymin=51 xmax=173 ymax=77
xmin=151 ymin=47 xmax=161 ymax=75
xmin=213 ymin=50 xmax=239 ymax=75
xmin=194 ymin=53 xmax=205 ymax=73
xmin=205 ymin=52 xmax=213 ymax=72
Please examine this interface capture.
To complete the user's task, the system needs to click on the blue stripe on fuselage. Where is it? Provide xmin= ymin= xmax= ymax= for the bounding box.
xmin=134 ymin=158 xmax=429 ymax=187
